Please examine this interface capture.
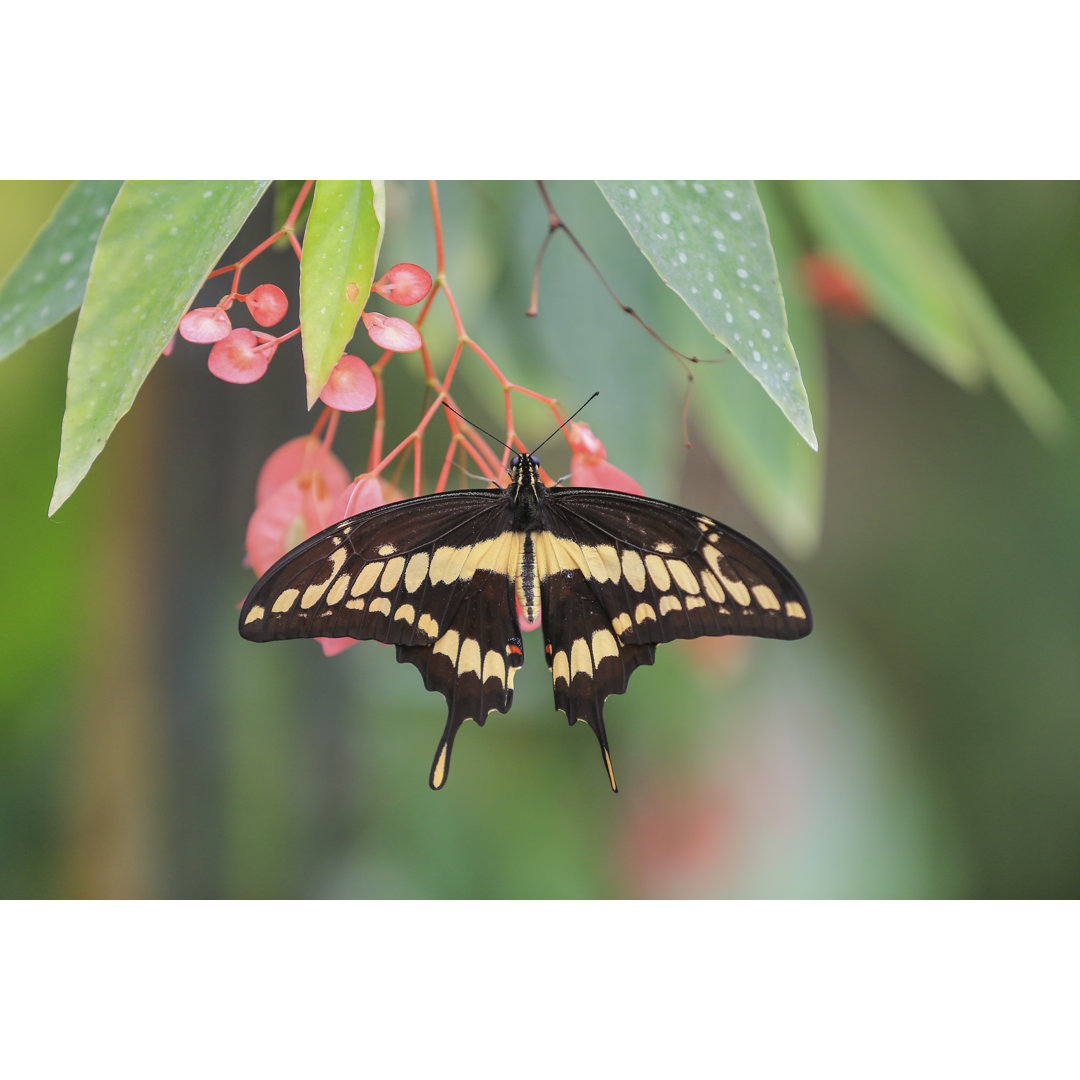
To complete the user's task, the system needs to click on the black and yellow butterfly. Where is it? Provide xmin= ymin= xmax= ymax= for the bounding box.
xmin=239 ymin=450 xmax=811 ymax=791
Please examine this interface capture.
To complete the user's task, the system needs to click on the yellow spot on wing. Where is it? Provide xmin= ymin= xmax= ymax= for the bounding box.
xmin=553 ymin=650 xmax=570 ymax=685
xmin=272 ymin=588 xmax=300 ymax=613
xmin=591 ymin=628 xmax=619 ymax=663
xmin=751 ymin=584 xmax=780 ymax=610
xmin=571 ymin=638 xmax=593 ymax=678
xmin=351 ymin=562 xmax=383 ymax=596
xmin=325 ymin=574 xmax=350 ymax=606
xmin=327 ymin=546 xmax=348 ymax=575
xmin=659 ymin=595 xmax=682 ymax=616
xmin=433 ymin=629 xmax=461 ymax=662
xmin=302 ymin=577 xmax=333 ymax=609
xmin=369 ymin=597 xmax=391 ymax=616
xmin=785 ymin=600 xmax=807 ymax=619
xmin=666 ymin=559 xmax=700 ymax=594
xmin=428 ymin=545 xmax=469 ymax=585
xmin=634 ymin=602 xmax=657 ymax=623
xmin=377 ymin=543 xmax=396 ymax=557
xmin=417 ymin=613 xmax=439 ymax=638
xmin=393 ymin=604 xmax=416 ymax=623
xmin=580 ymin=543 xmax=621 ymax=584
xmin=653 ymin=541 xmax=674 ymax=554
xmin=346 ymin=598 xmax=365 ymax=611
xmin=458 ymin=637 xmax=482 ymax=676
xmin=645 ymin=554 xmax=670 ymax=591
xmin=703 ymin=546 xmax=751 ymax=606
xmin=621 ymin=549 xmax=647 ymax=592
xmin=611 ymin=612 xmax=633 ymax=637
xmin=483 ymin=650 xmax=506 ymax=684
xmin=380 ymin=556 xmax=406 ymax=592
xmin=720 ymin=570 xmax=752 ymax=607
xmin=405 ymin=552 xmax=430 ymax=592
xmin=244 ymin=605 xmax=265 ymax=624
xmin=701 ymin=569 xmax=725 ymax=603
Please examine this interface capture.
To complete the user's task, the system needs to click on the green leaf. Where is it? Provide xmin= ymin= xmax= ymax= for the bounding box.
xmin=596 ymin=180 xmax=817 ymax=451
xmin=50 ymin=180 xmax=271 ymax=516
xmin=950 ymin=265 xmax=1068 ymax=441
xmin=691 ymin=182 xmax=827 ymax=557
xmin=793 ymin=180 xmax=1066 ymax=439
xmin=793 ymin=180 xmax=983 ymax=385
xmin=299 ymin=180 xmax=385 ymax=408
xmin=0 ymin=180 xmax=123 ymax=362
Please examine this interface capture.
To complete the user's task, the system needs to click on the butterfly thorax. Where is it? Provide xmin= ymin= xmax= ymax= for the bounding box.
xmin=508 ymin=454 xmax=546 ymax=531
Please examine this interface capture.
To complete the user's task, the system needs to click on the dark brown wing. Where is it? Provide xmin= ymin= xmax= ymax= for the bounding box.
xmin=536 ymin=487 xmax=812 ymax=789
xmin=239 ymin=489 xmax=525 ymax=788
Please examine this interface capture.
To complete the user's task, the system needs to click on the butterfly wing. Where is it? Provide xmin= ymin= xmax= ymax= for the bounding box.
xmin=239 ymin=489 xmax=525 ymax=788
xmin=535 ymin=487 xmax=812 ymax=789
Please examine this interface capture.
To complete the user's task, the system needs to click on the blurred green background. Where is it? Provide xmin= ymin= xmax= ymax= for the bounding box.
xmin=1 ymin=180 xmax=1078 ymax=899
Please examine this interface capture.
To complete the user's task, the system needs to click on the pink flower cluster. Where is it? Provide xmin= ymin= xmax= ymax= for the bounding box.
xmin=177 ymin=262 xmax=432 ymax=411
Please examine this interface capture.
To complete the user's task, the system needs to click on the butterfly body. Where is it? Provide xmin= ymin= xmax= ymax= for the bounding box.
xmin=240 ymin=453 xmax=811 ymax=790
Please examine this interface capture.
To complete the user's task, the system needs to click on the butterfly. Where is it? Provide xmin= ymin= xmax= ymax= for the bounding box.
xmin=239 ymin=446 xmax=811 ymax=791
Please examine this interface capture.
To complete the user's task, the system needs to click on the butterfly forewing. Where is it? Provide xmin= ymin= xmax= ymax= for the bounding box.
xmin=541 ymin=488 xmax=811 ymax=643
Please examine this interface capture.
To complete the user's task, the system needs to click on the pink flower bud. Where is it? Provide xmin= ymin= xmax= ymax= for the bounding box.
xmin=319 ymin=354 xmax=377 ymax=412
xmin=179 ymin=306 xmax=232 ymax=343
xmin=372 ymin=263 xmax=432 ymax=306
xmin=362 ymin=311 xmax=422 ymax=352
xmin=208 ymin=328 xmax=272 ymax=384
xmin=245 ymin=283 xmax=288 ymax=327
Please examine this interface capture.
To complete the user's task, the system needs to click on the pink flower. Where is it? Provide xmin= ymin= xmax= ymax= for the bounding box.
xmin=362 ymin=311 xmax=422 ymax=352
xmin=245 ymin=283 xmax=288 ymax=327
xmin=330 ymin=476 xmax=384 ymax=522
xmin=372 ymin=263 xmax=432 ymax=306
xmin=208 ymin=328 xmax=276 ymax=384
xmin=319 ymin=354 xmax=377 ymax=412
xmin=567 ymin=422 xmax=644 ymax=495
xmin=179 ymin=306 xmax=232 ymax=344
xmin=255 ymin=436 xmax=350 ymax=508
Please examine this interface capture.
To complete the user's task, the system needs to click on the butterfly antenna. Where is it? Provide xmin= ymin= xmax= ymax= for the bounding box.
xmin=529 ymin=391 xmax=599 ymax=456
xmin=441 ymin=400 xmax=515 ymax=455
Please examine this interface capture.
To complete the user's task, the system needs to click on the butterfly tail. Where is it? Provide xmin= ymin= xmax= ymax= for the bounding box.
xmin=429 ymin=721 xmax=458 ymax=790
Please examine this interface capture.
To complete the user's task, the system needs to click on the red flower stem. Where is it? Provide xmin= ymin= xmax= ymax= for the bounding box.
xmin=284 ymin=181 xmax=315 ymax=229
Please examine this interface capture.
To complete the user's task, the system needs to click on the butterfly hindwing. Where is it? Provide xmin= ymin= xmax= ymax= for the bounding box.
xmin=396 ymin=567 xmax=524 ymax=790
xmin=239 ymin=490 xmax=525 ymax=788
xmin=539 ymin=565 xmax=656 ymax=792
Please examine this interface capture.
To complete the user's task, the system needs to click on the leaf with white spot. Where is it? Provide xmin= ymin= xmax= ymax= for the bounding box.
xmin=597 ymin=180 xmax=817 ymax=451
xmin=50 ymin=180 xmax=271 ymax=516
xmin=299 ymin=181 xmax=385 ymax=407
xmin=691 ymin=182 xmax=826 ymax=557
xmin=0 ymin=180 xmax=122 ymax=363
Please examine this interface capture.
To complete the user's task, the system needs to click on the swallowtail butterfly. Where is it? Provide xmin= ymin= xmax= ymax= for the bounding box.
xmin=240 ymin=445 xmax=812 ymax=791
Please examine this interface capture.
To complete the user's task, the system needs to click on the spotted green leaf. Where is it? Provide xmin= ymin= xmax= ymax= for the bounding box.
xmin=299 ymin=181 xmax=385 ymax=407
xmin=596 ymin=180 xmax=817 ymax=451
xmin=0 ymin=180 xmax=123 ymax=362
xmin=691 ymin=182 xmax=826 ymax=557
xmin=50 ymin=180 xmax=271 ymax=516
